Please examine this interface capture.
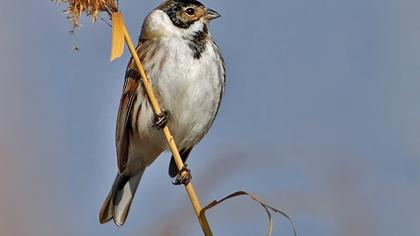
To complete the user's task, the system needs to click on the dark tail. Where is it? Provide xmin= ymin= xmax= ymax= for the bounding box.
xmin=99 ymin=169 xmax=144 ymax=226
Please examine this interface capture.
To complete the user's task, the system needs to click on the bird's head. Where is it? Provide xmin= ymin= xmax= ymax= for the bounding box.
xmin=141 ymin=0 xmax=220 ymax=39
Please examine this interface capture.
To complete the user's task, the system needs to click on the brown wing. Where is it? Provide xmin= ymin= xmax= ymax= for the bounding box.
xmin=115 ymin=44 xmax=144 ymax=173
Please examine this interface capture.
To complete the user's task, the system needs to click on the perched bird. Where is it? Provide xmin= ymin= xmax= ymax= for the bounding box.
xmin=99 ymin=0 xmax=225 ymax=226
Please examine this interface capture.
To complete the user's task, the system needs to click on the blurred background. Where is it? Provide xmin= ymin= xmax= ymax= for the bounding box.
xmin=0 ymin=0 xmax=419 ymax=235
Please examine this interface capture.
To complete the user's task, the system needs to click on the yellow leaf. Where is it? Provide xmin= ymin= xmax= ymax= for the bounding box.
xmin=110 ymin=12 xmax=125 ymax=61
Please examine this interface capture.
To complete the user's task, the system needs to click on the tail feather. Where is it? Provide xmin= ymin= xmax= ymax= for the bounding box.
xmin=99 ymin=170 xmax=144 ymax=226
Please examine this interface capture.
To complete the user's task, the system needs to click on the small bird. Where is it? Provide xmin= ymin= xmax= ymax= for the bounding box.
xmin=99 ymin=0 xmax=225 ymax=226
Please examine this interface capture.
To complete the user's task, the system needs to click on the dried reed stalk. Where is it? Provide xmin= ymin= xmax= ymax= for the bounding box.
xmin=55 ymin=1 xmax=213 ymax=235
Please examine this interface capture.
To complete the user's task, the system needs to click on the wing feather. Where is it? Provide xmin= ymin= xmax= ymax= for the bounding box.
xmin=115 ymin=43 xmax=146 ymax=173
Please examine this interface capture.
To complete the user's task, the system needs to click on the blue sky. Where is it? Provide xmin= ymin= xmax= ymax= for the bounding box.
xmin=0 ymin=0 xmax=420 ymax=235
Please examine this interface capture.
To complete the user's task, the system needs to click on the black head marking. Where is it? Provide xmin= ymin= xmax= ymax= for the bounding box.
xmin=174 ymin=0 xmax=204 ymax=6
xmin=159 ymin=0 xmax=205 ymax=29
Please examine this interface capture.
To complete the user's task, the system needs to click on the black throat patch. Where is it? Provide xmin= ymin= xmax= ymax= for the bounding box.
xmin=185 ymin=24 xmax=208 ymax=59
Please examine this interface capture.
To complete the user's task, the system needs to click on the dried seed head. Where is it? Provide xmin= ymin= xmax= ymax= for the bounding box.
xmin=54 ymin=0 xmax=118 ymax=27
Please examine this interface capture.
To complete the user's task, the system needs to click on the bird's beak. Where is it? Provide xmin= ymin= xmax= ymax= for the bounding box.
xmin=205 ymin=8 xmax=221 ymax=20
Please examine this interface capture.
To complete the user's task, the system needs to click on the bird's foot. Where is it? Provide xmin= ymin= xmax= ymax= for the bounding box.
xmin=152 ymin=110 xmax=168 ymax=130
xmin=172 ymin=164 xmax=192 ymax=185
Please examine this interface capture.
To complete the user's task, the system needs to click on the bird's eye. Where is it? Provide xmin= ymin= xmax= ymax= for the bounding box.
xmin=185 ymin=7 xmax=195 ymax=16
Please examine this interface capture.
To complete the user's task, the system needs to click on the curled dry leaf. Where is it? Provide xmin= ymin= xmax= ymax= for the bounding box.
xmin=200 ymin=191 xmax=298 ymax=236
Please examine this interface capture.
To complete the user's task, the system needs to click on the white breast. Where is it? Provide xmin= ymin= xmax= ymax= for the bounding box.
xmin=153 ymin=38 xmax=223 ymax=149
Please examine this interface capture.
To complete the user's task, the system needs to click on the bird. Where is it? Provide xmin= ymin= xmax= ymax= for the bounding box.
xmin=99 ymin=0 xmax=225 ymax=226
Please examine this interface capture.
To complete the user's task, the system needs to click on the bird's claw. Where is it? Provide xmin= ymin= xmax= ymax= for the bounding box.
xmin=152 ymin=110 xmax=168 ymax=130
xmin=172 ymin=164 xmax=192 ymax=185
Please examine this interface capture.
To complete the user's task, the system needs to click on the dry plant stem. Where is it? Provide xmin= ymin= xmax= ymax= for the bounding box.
xmin=122 ymin=25 xmax=213 ymax=236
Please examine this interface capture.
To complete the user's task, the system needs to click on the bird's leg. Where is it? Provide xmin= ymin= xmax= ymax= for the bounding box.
xmin=172 ymin=164 xmax=192 ymax=185
xmin=152 ymin=110 xmax=168 ymax=130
